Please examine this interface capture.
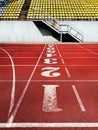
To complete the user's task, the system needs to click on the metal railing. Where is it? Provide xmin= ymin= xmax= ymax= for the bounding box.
xmin=43 ymin=19 xmax=84 ymax=42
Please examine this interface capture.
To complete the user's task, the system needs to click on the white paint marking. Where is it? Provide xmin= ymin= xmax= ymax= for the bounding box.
xmin=46 ymin=53 xmax=53 ymax=57
xmin=0 ymin=64 xmax=98 ymax=67
xmin=65 ymin=67 xmax=71 ymax=78
xmin=55 ymin=45 xmax=72 ymax=78
xmin=44 ymin=58 xmax=57 ymax=64
xmin=66 ymin=65 xmax=98 ymax=66
xmin=0 ymin=65 xmax=35 ymax=67
xmin=0 ymin=79 xmax=98 ymax=82
xmin=41 ymin=67 xmax=61 ymax=77
xmin=61 ymin=58 xmax=65 ymax=65
xmin=76 ymin=44 xmax=98 ymax=55
xmin=47 ymin=50 xmax=56 ymax=53
xmin=48 ymin=44 xmax=54 ymax=47
xmin=72 ymin=85 xmax=86 ymax=112
xmin=0 ymin=56 xmax=98 ymax=59
xmin=47 ymin=47 xmax=55 ymax=50
xmin=0 ymin=123 xmax=98 ymax=128
xmin=42 ymin=85 xmax=62 ymax=112
xmin=0 ymin=47 xmax=16 ymax=117
xmin=7 ymin=45 xmax=46 ymax=123
xmin=0 ymin=57 xmax=39 ymax=58
xmin=55 ymin=45 xmax=64 ymax=65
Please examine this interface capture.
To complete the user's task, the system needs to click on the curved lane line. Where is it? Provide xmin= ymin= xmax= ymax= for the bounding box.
xmin=8 ymin=45 xmax=46 ymax=123
xmin=0 ymin=47 xmax=16 ymax=117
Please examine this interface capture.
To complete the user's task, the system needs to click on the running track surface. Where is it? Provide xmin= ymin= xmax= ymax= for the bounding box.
xmin=0 ymin=43 xmax=98 ymax=130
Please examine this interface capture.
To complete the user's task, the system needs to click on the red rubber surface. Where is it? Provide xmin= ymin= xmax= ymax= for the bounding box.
xmin=0 ymin=43 xmax=98 ymax=130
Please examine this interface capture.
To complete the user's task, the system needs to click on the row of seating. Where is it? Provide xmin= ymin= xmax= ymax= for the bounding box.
xmin=0 ymin=0 xmax=25 ymax=19
xmin=27 ymin=0 xmax=98 ymax=20
xmin=0 ymin=0 xmax=98 ymax=20
xmin=0 ymin=0 xmax=10 ymax=16
xmin=0 ymin=0 xmax=9 ymax=7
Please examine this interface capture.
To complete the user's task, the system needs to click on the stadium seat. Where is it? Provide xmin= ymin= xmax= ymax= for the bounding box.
xmin=0 ymin=0 xmax=25 ymax=20
xmin=27 ymin=0 xmax=98 ymax=20
xmin=0 ymin=0 xmax=98 ymax=20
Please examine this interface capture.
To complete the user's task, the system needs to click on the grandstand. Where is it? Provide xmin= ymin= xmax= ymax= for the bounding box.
xmin=0 ymin=0 xmax=98 ymax=43
xmin=0 ymin=0 xmax=98 ymax=129
xmin=0 ymin=0 xmax=98 ymax=20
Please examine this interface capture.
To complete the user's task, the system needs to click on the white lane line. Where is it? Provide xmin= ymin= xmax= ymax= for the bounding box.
xmin=76 ymin=44 xmax=98 ymax=55
xmin=0 ymin=56 xmax=98 ymax=59
xmin=0 ymin=65 xmax=35 ymax=67
xmin=7 ymin=45 xmax=46 ymax=123
xmin=66 ymin=65 xmax=98 ymax=66
xmin=1 ymin=47 xmax=44 ymax=49
xmin=0 ymin=79 xmax=98 ymax=82
xmin=0 ymin=57 xmax=38 ymax=58
xmin=63 ymin=57 xmax=98 ymax=59
xmin=0 ymin=122 xmax=98 ymax=128
xmin=0 ymin=47 xmax=16 ymax=117
xmin=65 ymin=67 xmax=71 ymax=78
xmin=1 ymin=65 xmax=98 ymax=67
xmin=55 ymin=45 xmax=71 ymax=78
xmin=72 ymin=85 xmax=86 ymax=112
xmin=61 ymin=58 xmax=65 ymax=64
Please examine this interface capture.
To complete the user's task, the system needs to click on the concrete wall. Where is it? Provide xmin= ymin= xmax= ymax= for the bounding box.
xmin=0 ymin=21 xmax=58 ymax=43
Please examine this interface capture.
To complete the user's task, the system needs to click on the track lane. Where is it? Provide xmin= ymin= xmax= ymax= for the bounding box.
xmin=7 ymin=44 xmax=46 ymax=123
xmin=0 ymin=43 xmax=98 ymax=130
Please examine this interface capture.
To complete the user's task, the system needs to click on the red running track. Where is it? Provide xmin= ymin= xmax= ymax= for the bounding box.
xmin=0 ymin=43 xmax=98 ymax=130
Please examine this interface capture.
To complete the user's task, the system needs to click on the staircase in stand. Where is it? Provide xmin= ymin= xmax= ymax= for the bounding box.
xmin=42 ymin=19 xmax=84 ymax=42
xmin=19 ymin=0 xmax=32 ymax=20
